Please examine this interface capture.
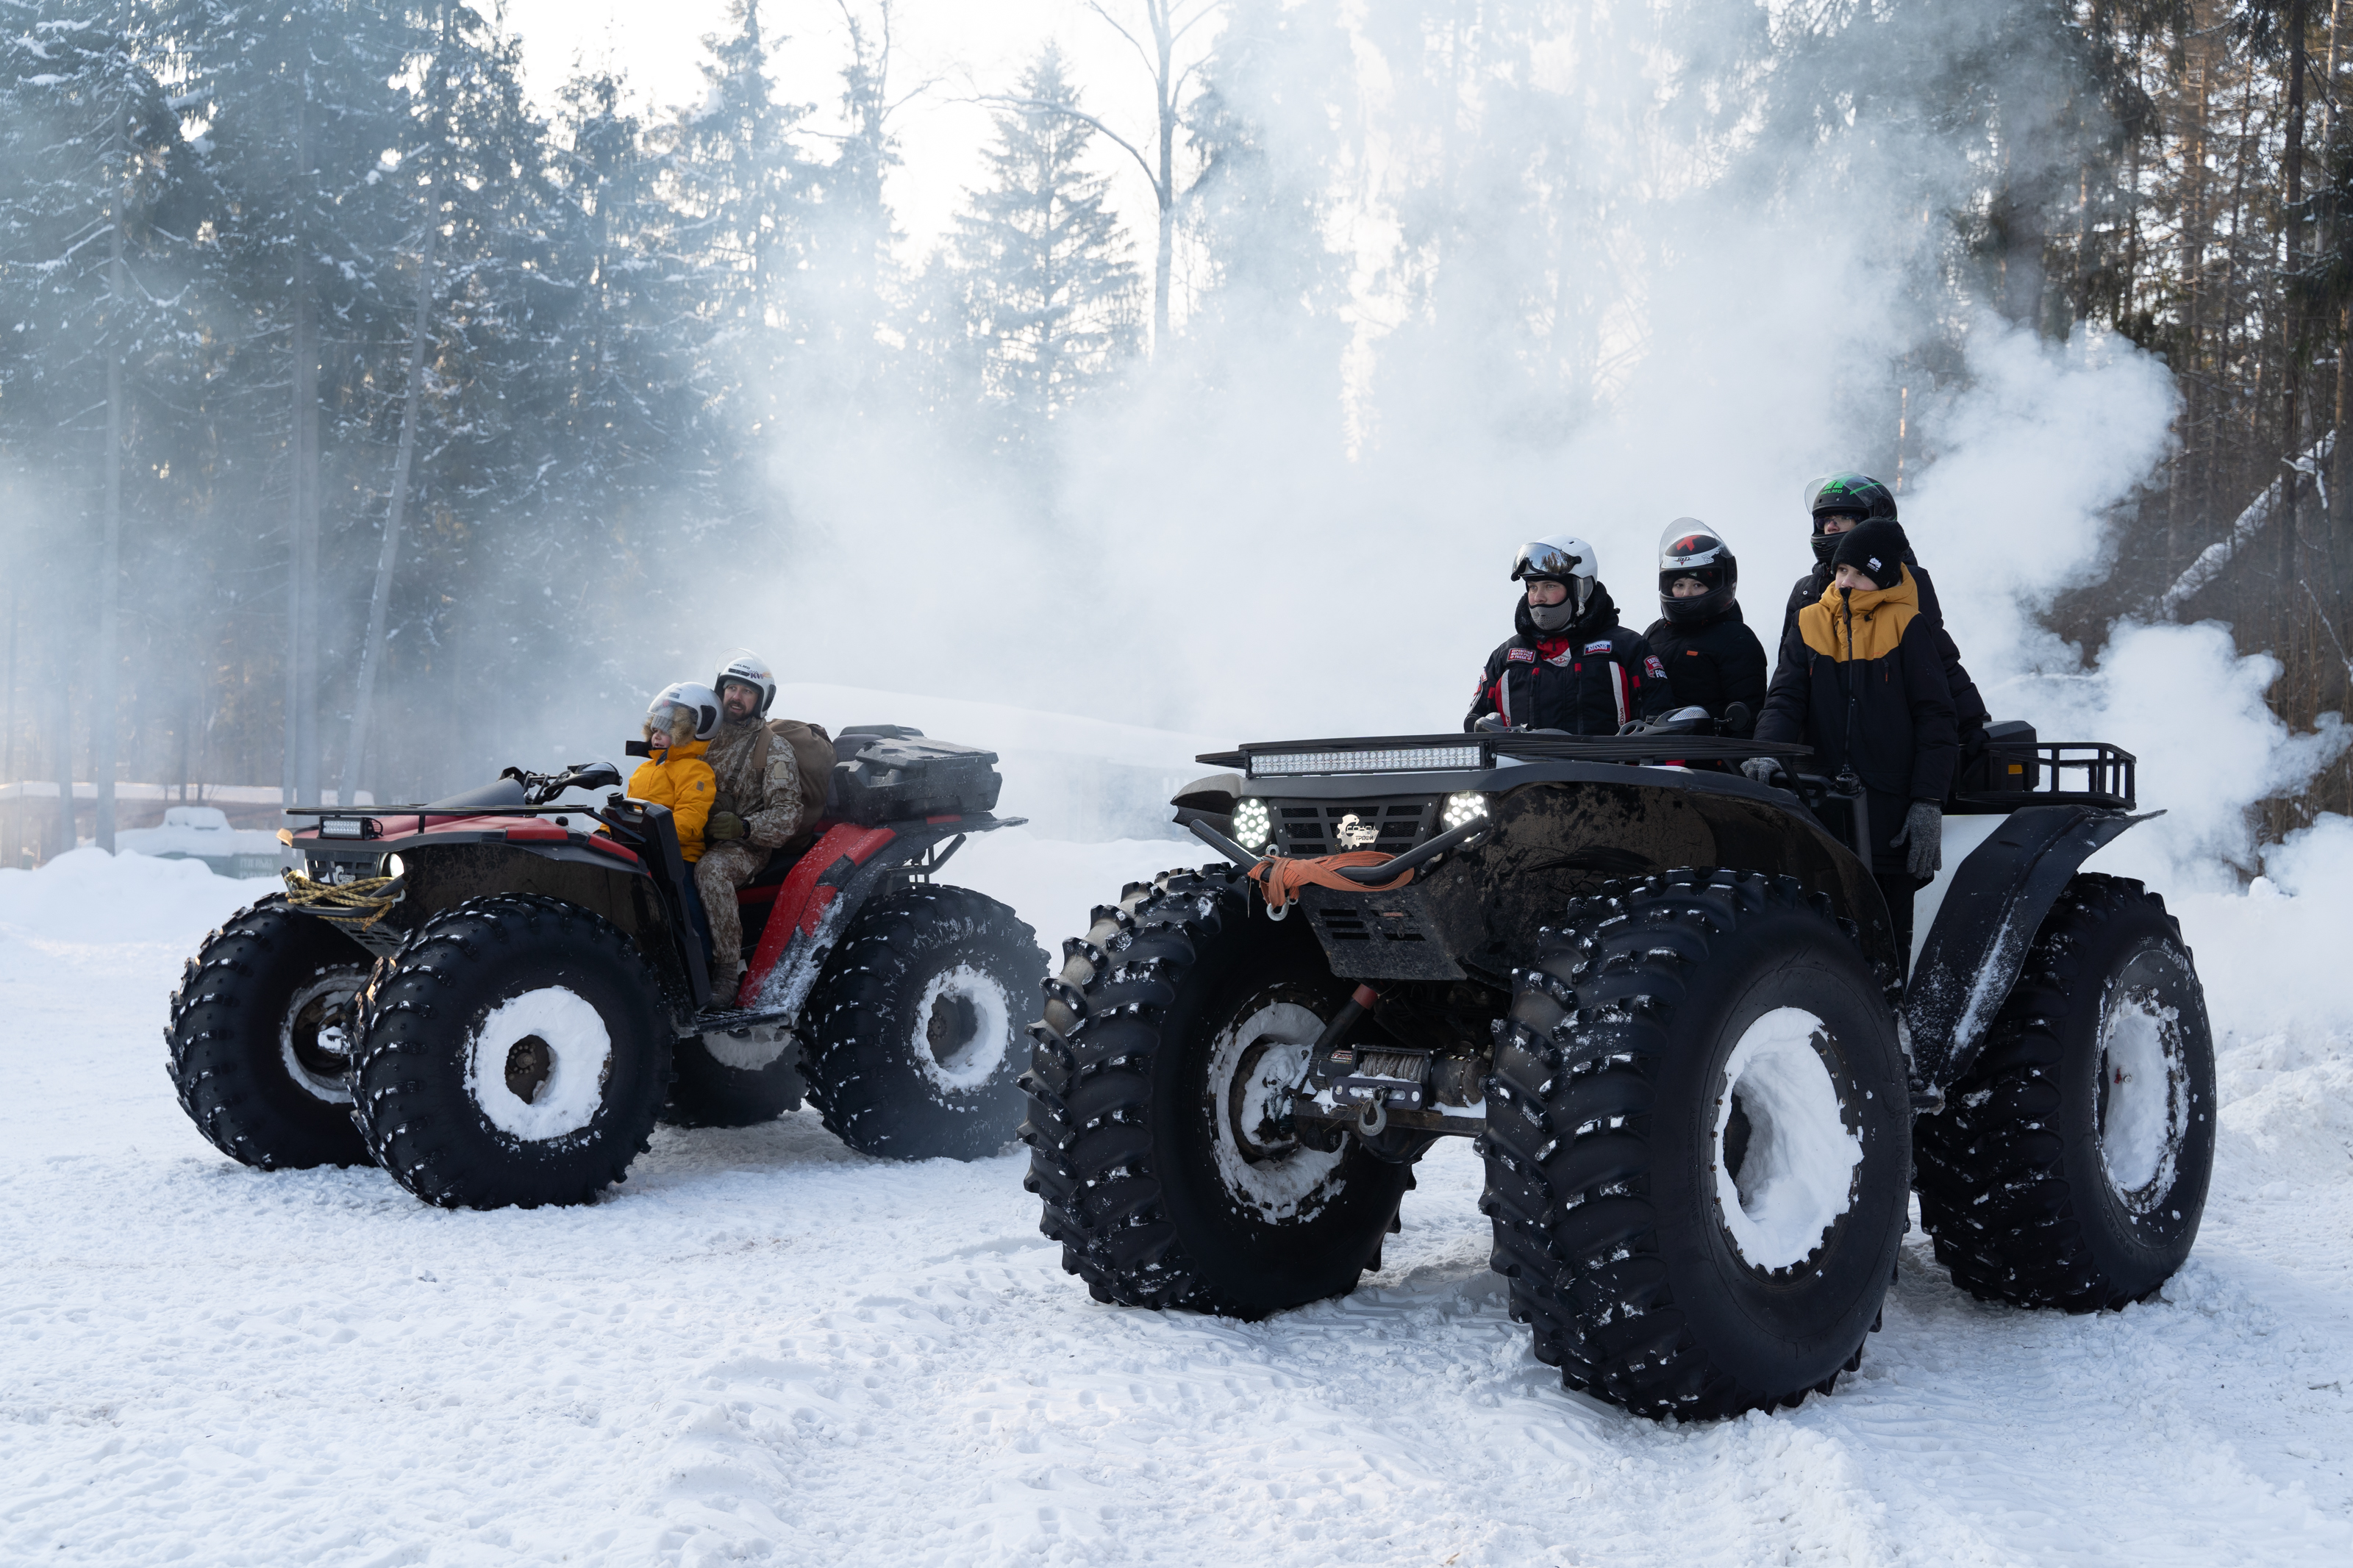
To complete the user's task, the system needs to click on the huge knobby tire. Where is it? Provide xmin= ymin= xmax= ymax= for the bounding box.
xmin=1021 ymin=864 xmax=1411 ymax=1320
xmin=347 ymin=895 xmax=671 ymax=1209
xmin=165 ymin=896 xmax=376 ymax=1170
xmin=1483 ymin=869 xmax=1910 ymax=1420
xmin=800 ymin=884 xmax=1043 ymax=1161
xmin=662 ymin=1029 xmax=804 ymax=1128
xmin=1914 ymin=873 xmax=2215 ymax=1311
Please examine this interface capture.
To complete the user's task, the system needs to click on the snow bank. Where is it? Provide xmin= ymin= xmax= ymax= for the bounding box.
xmin=0 ymin=846 xmax=271 ymax=948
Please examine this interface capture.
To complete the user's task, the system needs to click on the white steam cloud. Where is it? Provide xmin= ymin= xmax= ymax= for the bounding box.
xmin=614 ymin=4 xmax=2352 ymax=1056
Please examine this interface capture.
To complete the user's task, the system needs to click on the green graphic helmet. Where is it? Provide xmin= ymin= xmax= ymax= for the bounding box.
xmin=1804 ymin=473 xmax=1898 ymax=563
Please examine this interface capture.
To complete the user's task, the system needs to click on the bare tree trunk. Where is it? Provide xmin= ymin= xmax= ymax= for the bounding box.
xmin=2331 ymin=0 xmax=2353 ymax=620
xmin=1150 ymin=0 xmax=1176 ymax=351
xmin=96 ymin=215 xmax=123 ymax=851
xmin=3 ymin=573 xmax=15 ymax=786
xmin=343 ymin=191 xmax=438 ymax=811
xmin=285 ymin=93 xmax=320 ymax=810
xmin=52 ymin=652 xmax=72 ymax=858
xmin=2171 ymin=4 xmax=2223 ymax=574
xmin=2282 ymin=0 xmax=2310 ymax=640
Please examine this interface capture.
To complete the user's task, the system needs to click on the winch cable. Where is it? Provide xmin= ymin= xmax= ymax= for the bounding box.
xmin=280 ymin=869 xmax=407 ymax=934
xmin=1245 ymin=851 xmax=1415 ymax=910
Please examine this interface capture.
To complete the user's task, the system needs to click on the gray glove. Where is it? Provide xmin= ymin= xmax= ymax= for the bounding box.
xmin=1740 ymin=757 xmax=1781 ymax=785
xmin=1891 ymin=800 xmax=1943 ymax=880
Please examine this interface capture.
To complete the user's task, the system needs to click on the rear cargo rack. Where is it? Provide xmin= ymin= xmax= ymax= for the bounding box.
xmin=1950 ymin=742 xmax=2135 ymax=813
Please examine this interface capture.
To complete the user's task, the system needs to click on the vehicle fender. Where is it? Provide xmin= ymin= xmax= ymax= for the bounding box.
xmin=1903 ymin=804 xmax=2157 ymax=1092
xmin=735 ymin=815 xmax=1021 ymax=1013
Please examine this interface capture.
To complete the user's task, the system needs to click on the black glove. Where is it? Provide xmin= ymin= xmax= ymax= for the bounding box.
xmin=1471 ymin=712 xmax=1514 ymax=734
xmin=1740 ymin=757 xmax=1781 ymax=786
xmin=1890 ymin=800 xmax=1943 ymax=879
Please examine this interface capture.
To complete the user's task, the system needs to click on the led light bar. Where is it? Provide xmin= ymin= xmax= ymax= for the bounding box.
xmin=1252 ymin=745 xmax=1483 ymax=777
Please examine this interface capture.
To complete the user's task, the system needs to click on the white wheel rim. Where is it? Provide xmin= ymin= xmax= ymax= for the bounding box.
xmin=465 ymin=987 xmax=615 ymax=1142
xmin=2097 ymin=975 xmax=2188 ymax=1212
xmin=1207 ymin=999 xmax=1346 ymax=1222
xmin=279 ymin=973 xmax=362 ymax=1105
xmin=1712 ymin=1008 xmax=1862 ymax=1272
xmin=913 ymin=964 xmax=1014 ymax=1093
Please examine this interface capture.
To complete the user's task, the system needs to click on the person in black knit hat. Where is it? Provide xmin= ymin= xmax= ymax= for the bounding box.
xmin=1784 ymin=473 xmax=1987 ymax=747
xmin=1749 ymin=519 xmax=1959 ymax=966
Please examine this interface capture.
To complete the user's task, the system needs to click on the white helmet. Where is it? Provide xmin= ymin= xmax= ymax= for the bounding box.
xmin=1511 ymin=534 xmax=1599 ymax=629
xmin=713 ymin=647 xmax=776 ymax=715
xmin=645 ymin=681 xmax=721 ymax=743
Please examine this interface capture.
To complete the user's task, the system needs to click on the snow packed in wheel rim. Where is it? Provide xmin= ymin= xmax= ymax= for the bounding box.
xmin=464 ymin=986 xmax=615 ymax=1141
xmin=1710 ymin=1007 xmax=1863 ymax=1272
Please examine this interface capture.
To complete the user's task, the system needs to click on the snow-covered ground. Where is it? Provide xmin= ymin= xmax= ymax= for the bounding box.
xmin=4 ymin=840 xmax=2352 ymax=1567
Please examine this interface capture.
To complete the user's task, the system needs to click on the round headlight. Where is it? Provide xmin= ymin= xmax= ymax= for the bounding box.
xmin=382 ymin=853 xmax=406 ymax=879
xmin=1231 ymin=798 xmax=1272 ymax=851
xmin=1441 ymin=792 xmax=1490 ymax=830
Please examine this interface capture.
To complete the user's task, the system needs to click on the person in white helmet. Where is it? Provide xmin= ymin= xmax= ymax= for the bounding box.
xmin=696 ymin=648 xmax=815 ymax=1006
xmin=1465 ymin=535 xmax=1671 ymax=734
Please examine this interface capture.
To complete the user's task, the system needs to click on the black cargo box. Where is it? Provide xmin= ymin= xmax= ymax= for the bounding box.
xmin=1952 ymin=718 xmax=2038 ymax=799
xmin=829 ymin=728 xmax=1004 ymax=825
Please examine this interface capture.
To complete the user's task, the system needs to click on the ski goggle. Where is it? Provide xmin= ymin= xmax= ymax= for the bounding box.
xmin=1511 ymin=540 xmax=1587 ymax=581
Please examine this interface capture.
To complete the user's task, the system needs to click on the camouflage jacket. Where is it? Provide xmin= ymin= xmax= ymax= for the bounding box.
xmin=703 ymin=715 xmax=806 ymax=850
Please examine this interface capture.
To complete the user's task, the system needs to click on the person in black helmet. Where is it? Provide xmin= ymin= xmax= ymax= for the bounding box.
xmin=1749 ymin=518 xmax=1958 ymax=964
xmin=1465 ymin=534 xmax=1672 ymax=734
xmin=1782 ymin=473 xmax=1988 ymax=743
xmin=1643 ymin=519 xmax=1766 ymax=737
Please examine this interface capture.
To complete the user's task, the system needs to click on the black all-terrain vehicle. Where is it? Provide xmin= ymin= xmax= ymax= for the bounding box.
xmin=1021 ymin=715 xmax=2213 ymax=1420
xmin=166 ymin=726 xmax=1043 ymax=1209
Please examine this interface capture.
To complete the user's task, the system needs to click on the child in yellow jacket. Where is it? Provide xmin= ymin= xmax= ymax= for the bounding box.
xmin=628 ymin=682 xmax=720 ymax=862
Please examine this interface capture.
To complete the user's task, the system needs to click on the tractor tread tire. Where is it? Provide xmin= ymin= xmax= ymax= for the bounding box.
xmin=801 ymin=883 xmax=1041 ymax=1161
xmin=164 ymin=895 xmax=375 ymax=1170
xmin=1019 ymin=864 xmax=1407 ymax=1320
xmin=347 ymin=893 xmax=669 ymax=1209
xmin=1482 ymin=867 xmax=1906 ymax=1420
xmin=1913 ymin=874 xmax=2214 ymax=1311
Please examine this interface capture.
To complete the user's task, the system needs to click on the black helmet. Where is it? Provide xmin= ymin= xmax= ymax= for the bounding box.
xmin=1804 ymin=472 xmax=1898 ymax=565
xmin=1657 ymin=519 xmax=1738 ymax=626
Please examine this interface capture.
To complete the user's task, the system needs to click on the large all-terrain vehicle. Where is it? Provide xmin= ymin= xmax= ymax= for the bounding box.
xmin=1021 ymin=715 xmax=2213 ymax=1420
xmin=166 ymin=726 xmax=1043 ymax=1209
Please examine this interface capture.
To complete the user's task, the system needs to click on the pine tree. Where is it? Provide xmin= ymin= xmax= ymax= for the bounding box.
xmin=164 ymin=0 xmax=424 ymax=803
xmin=0 ymin=2 xmax=213 ymax=843
xmin=671 ymin=2 xmax=812 ymax=396
xmin=953 ymin=45 xmax=1141 ymax=437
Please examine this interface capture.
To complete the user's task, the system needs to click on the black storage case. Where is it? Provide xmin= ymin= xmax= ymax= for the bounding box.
xmin=829 ymin=729 xmax=1004 ymax=825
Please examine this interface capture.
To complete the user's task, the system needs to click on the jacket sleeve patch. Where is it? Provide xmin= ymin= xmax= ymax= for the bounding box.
xmin=1506 ymin=647 xmax=1537 ymax=662
xmin=1583 ymin=640 xmax=1613 ymax=654
xmin=1645 ymin=656 xmax=1668 ymax=680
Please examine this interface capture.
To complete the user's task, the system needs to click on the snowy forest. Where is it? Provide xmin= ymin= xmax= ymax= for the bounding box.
xmin=4 ymin=0 xmax=2353 ymax=854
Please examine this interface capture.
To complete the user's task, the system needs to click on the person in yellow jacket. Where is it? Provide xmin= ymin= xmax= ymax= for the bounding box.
xmin=627 ymin=681 xmax=721 ymax=861
xmin=627 ymin=681 xmax=724 ymax=989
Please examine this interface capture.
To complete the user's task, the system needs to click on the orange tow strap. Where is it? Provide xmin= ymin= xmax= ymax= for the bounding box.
xmin=1246 ymin=851 xmax=1414 ymax=909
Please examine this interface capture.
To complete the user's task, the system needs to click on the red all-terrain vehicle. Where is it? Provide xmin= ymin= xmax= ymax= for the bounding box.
xmin=165 ymin=726 xmax=1042 ymax=1209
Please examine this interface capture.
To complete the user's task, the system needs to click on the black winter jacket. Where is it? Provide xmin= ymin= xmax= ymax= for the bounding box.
xmin=1465 ymin=584 xmax=1673 ymax=735
xmin=1757 ymin=567 xmax=1960 ymax=805
xmin=1642 ymin=604 xmax=1768 ymax=737
xmin=1781 ymin=557 xmax=1987 ymax=734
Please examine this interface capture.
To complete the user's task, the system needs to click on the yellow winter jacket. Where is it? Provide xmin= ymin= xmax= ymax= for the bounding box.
xmin=626 ymin=739 xmax=717 ymax=862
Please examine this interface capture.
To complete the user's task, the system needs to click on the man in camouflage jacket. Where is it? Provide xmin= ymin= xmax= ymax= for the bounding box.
xmin=695 ymin=672 xmax=806 ymax=1005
